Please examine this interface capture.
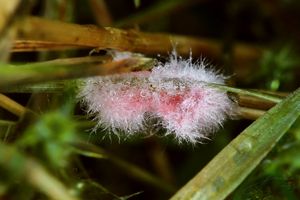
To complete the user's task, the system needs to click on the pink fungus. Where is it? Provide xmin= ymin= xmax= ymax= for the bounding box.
xmin=78 ymin=51 xmax=236 ymax=143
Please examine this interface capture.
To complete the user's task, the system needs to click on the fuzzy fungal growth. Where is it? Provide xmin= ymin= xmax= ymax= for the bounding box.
xmin=78 ymin=51 xmax=237 ymax=143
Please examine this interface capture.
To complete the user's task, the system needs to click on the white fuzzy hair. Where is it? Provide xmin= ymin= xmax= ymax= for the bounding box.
xmin=78 ymin=51 xmax=237 ymax=143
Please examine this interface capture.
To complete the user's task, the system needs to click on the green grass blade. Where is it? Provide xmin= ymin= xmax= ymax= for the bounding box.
xmin=171 ymin=87 xmax=300 ymax=200
xmin=0 ymin=57 xmax=153 ymax=89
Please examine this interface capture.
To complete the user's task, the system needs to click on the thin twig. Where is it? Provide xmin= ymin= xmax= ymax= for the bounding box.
xmin=12 ymin=40 xmax=88 ymax=52
xmin=205 ymin=82 xmax=283 ymax=103
xmin=0 ymin=0 xmax=20 ymax=33
xmin=237 ymin=93 xmax=276 ymax=110
xmin=71 ymin=141 xmax=177 ymax=193
xmin=15 ymin=16 xmax=262 ymax=62
xmin=239 ymin=107 xmax=265 ymax=120
xmin=88 ymin=0 xmax=112 ymax=26
xmin=0 ymin=93 xmax=26 ymax=117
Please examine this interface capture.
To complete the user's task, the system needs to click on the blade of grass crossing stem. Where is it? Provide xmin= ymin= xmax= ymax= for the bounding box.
xmin=171 ymin=87 xmax=300 ymax=200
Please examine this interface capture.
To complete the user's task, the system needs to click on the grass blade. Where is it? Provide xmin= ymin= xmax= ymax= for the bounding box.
xmin=0 ymin=56 xmax=153 ymax=89
xmin=171 ymin=87 xmax=300 ymax=200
